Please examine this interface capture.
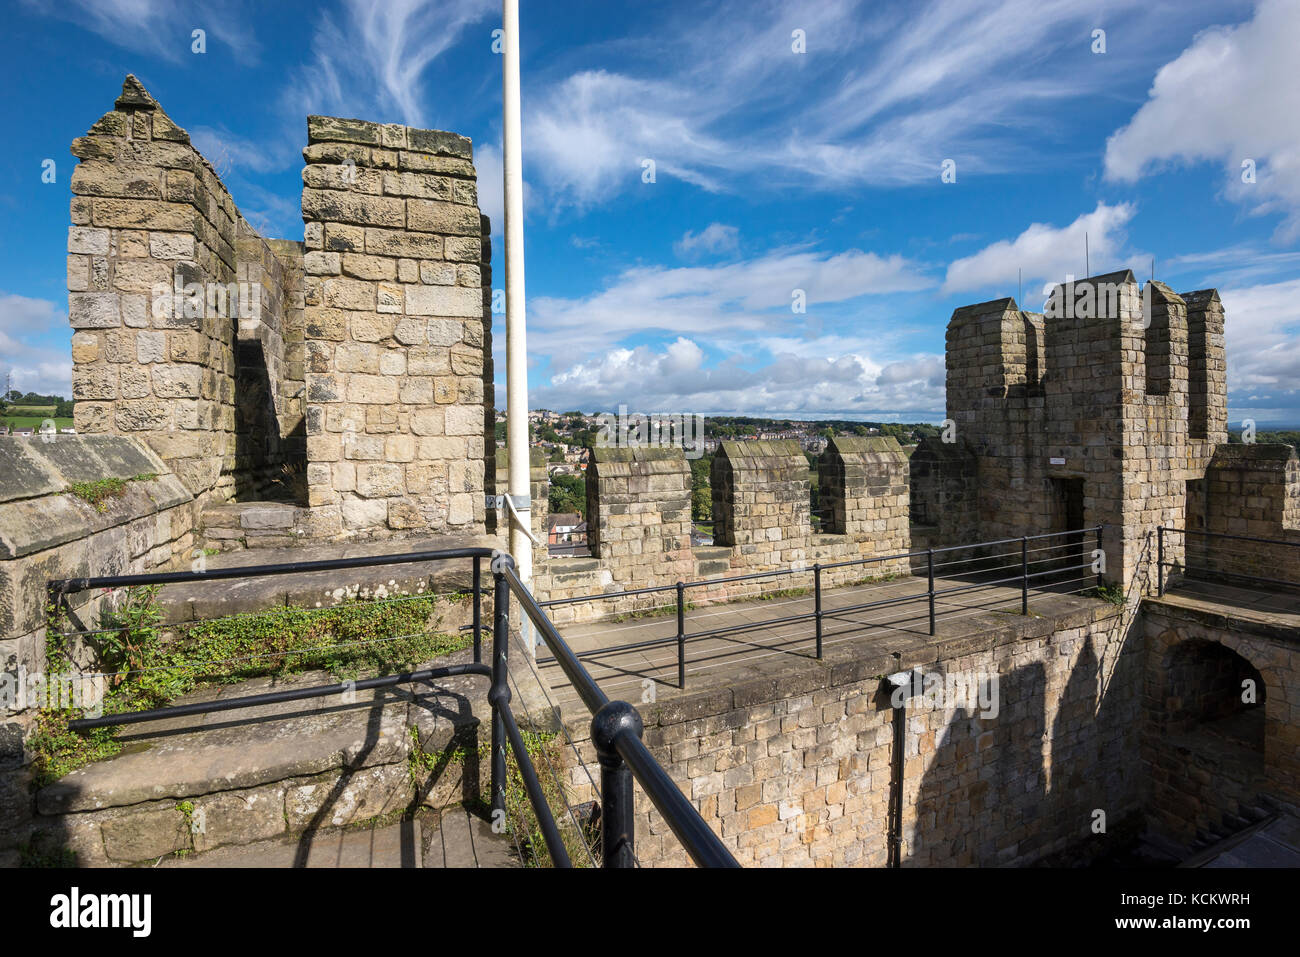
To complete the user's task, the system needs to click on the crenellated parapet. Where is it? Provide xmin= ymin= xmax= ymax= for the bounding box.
xmin=818 ymin=435 xmax=909 ymax=542
xmin=711 ymin=440 xmax=810 ymax=562
xmin=586 ymin=446 xmax=693 ymax=582
xmin=917 ymin=267 xmax=1247 ymax=592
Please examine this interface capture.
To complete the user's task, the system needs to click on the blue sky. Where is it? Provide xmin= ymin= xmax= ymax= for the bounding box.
xmin=2 ymin=0 xmax=1299 ymax=425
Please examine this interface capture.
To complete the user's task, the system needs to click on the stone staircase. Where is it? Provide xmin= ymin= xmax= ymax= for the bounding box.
xmin=23 ymin=646 xmax=544 ymax=867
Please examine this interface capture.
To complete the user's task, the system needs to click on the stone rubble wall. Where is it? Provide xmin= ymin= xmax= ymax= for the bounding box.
xmin=300 ymin=115 xmax=491 ymax=541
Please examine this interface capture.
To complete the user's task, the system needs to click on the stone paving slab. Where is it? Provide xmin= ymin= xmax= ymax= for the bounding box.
xmin=158 ymin=806 xmax=521 ymax=868
xmin=154 ymin=533 xmax=498 ymax=623
xmin=160 ymin=818 xmax=426 ymax=868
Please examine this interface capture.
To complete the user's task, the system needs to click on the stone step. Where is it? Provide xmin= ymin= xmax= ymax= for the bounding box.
xmin=157 ymin=807 xmax=520 ymax=868
xmin=26 ymin=632 xmax=557 ymax=866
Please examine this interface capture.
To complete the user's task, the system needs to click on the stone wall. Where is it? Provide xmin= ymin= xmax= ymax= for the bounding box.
xmin=586 ymin=446 xmax=694 ymax=585
xmin=536 ymin=438 xmax=912 ymax=622
xmin=1142 ymin=597 xmax=1300 ymax=847
xmin=1182 ymin=444 xmax=1300 ymax=586
xmin=915 ymin=270 xmax=1237 ymax=592
xmin=68 ymin=76 xmax=250 ymax=504
xmin=232 ymin=225 xmax=306 ymax=499
xmin=300 ymin=115 xmax=491 ymax=540
xmin=0 ymin=436 xmax=196 ymax=689
xmin=559 ymin=598 xmax=1142 ymax=866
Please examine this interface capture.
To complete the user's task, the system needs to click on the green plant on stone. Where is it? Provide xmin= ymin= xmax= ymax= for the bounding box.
xmin=29 ymin=587 xmax=474 ymax=786
xmin=1088 ymin=583 xmax=1127 ymax=605
xmin=65 ymin=474 xmax=158 ymax=513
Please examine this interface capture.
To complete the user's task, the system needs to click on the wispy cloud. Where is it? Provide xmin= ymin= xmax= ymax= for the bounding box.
xmin=284 ymin=0 xmax=494 ymax=128
xmin=524 ymin=0 xmax=1196 ymax=209
xmin=22 ymin=0 xmax=259 ymax=63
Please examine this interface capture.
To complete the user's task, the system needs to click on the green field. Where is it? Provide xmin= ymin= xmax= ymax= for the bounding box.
xmin=0 ymin=416 xmax=73 ymax=430
xmin=6 ymin=405 xmax=56 ymax=415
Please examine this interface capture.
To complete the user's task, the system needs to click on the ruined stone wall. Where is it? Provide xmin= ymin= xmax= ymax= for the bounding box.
xmin=68 ymin=77 xmax=251 ymax=505
xmin=300 ymin=115 xmax=490 ymax=540
xmin=559 ymin=599 xmax=1142 ymax=867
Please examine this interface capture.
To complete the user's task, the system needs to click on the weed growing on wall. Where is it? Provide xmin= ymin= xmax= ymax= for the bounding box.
xmin=30 ymin=587 xmax=474 ymax=785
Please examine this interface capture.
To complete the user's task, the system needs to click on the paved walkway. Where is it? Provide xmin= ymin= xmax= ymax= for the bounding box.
xmin=1155 ymin=578 xmax=1300 ymax=630
xmin=535 ymin=569 xmax=1104 ymax=710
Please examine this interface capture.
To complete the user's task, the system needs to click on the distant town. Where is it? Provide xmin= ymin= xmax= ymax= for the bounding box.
xmin=508 ymin=407 xmax=1300 ymax=557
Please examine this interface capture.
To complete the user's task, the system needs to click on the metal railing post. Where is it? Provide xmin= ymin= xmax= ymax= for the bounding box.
xmin=1021 ymin=536 xmax=1029 ymax=616
xmin=813 ymin=563 xmax=823 ymax=659
xmin=927 ymin=549 xmax=936 ymax=636
xmin=1157 ymin=526 xmax=1165 ymax=596
xmin=472 ymin=556 xmax=482 ymax=664
xmin=591 ymin=701 xmax=643 ymax=868
xmin=676 ymin=581 xmax=686 ymax=690
xmin=490 ymin=564 xmax=511 ymax=822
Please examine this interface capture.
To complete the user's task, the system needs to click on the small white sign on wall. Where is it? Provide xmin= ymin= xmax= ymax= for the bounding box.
xmin=1049 ymin=457 xmax=1066 ymax=465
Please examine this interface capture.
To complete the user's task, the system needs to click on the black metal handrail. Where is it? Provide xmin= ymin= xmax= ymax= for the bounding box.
xmin=500 ymin=559 xmax=738 ymax=868
xmin=47 ymin=545 xmax=730 ymax=868
xmin=1156 ymin=526 xmax=1300 ymax=595
xmin=538 ymin=526 xmax=1105 ymax=688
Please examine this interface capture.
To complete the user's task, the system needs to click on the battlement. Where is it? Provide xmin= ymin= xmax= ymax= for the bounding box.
xmin=65 ymin=76 xmax=495 ymax=546
xmin=919 ymin=268 xmax=1242 ymax=588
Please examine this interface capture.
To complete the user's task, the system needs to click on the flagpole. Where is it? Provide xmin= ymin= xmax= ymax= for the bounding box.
xmin=502 ymin=0 xmax=533 ymax=627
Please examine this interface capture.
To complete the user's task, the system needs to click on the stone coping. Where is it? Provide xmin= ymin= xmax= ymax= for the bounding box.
xmin=0 ymin=435 xmax=188 ymax=560
xmin=155 ymin=532 xmax=502 ymax=623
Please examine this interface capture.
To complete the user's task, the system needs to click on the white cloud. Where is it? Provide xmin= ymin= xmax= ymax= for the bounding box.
xmin=533 ymin=337 xmax=945 ymax=417
xmin=0 ymin=293 xmax=72 ymax=397
xmin=1219 ymin=277 xmax=1300 ymax=399
xmin=674 ymin=224 xmax=740 ymax=258
xmin=286 ymin=0 xmax=494 ymax=128
xmin=1104 ymin=0 xmax=1300 ymax=238
xmin=941 ymin=202 xmax=1138 ymax=298
xmin=524 ymin=0 xmax=1188 ymax=208
xmin=525 ymin=245 xmax=933 ymax=358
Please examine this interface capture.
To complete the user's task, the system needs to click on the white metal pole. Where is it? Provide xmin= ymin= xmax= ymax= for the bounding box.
xmin=502 ymin=0 xmax=533 ymax=607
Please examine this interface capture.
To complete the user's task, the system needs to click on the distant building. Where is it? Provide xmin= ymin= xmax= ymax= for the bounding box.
xmin=547 ymin=513 xmax=586 ymax=545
